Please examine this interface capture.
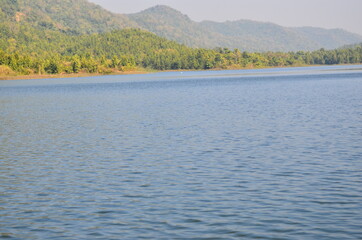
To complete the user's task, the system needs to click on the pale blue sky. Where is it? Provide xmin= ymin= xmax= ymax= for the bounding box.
xmin=88 ymin=0 xmax=362 ymax=35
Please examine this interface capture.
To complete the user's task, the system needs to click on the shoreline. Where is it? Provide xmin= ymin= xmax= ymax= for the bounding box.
xmin=1 ymin=64 xmax=361 ymax=81
xmin=0 ymin=70 xmax=152 ymax=81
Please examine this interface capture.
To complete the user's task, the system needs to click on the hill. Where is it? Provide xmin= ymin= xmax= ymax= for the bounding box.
xmin=199 ymin=20 xmax=317 ymax=52
xmin=128 ymin=5 xmax=362 ymax=52
xmin=127 ymin=5 xmax=223 ymax=48
xmin=0 ymin=0 xmax=361 ymax=78
xmin=295 ymin=27 xmax=362 ymax=50
xmin=0 ymin=0 xmax=138 ymax=34
xmin=1 ymin=1 xmax=361 ymax=52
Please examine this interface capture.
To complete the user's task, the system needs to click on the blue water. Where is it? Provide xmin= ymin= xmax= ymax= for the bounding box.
xmin=1 ymin=66 xmax=362 ymax=239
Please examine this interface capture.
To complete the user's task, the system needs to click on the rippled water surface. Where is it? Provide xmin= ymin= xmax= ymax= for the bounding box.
xmin=1 ymin=66 xmax=362 ymax=239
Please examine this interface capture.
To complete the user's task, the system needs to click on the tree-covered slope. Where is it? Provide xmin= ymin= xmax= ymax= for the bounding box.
xmin=295 ymin=27 xmax=362 ymax=50
xmin=128 ymin=5 xmax=224 ymax=48
xmin=1 ymin=0 xmax=139 ymax=34
xmin=1 ymin=24 xmax=361 ymax=77
xmin=200 ymin=20 xmax=317 ymax=52
xmin=128 ymin=5 xmax=362 ymax=52
xmin=340 ymin=42 xmax=362 ymax=49
xmin=200 ymin=21 xmax=362 ymax=52
xmin=1 ymin=0 xmax=361 ymax=52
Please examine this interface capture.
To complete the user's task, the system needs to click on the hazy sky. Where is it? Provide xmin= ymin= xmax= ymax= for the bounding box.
xmin=88 ymin=0 xmax=362 ymax=35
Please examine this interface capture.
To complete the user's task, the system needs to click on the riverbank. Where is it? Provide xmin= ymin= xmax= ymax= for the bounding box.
xmin=1 ymin=63 xmax=360 ymax=81
xmin=0 ymin=64 xmax=307 ymax=81
xmin=0 ymin=69 xmax=153 ymax=81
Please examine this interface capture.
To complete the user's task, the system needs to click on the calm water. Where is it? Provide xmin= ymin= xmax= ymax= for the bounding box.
xmin=1 ymin=66 xmax=362 ymax=239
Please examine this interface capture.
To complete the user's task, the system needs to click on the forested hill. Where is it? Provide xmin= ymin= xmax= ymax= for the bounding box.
xmin=200 ymin=21 xmax=362 ymax=52
xmin=128 ymin=5 xmax=225 ymax=49
xmin=295 ymin=27 xmax=362 ymax=50
xmin=1 ymin=0 xmax=361 ymax=52
xmin=1 ymin=0 xmax=362 ymax=78
xmin=128 ymin=5 xmax=362 ymax=52
xmin=1 ymin=25 xmax=361 ymax=77
xmin=0 ymin=0 xmax=138 ymax=34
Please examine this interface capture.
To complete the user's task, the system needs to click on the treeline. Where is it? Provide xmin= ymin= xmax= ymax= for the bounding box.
xmin=0 ymin=28 xmax=362 ymax=76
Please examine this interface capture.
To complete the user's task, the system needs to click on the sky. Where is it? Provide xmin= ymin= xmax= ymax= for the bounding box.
xmin=88 ymin=0 xmax=362 ymax=35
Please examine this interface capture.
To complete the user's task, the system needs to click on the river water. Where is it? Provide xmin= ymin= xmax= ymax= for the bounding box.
xmin=1 ymin=66 xmax=362 ymax=239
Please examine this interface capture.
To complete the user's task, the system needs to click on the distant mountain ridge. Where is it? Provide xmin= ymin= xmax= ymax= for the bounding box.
xmin=294 ymin=27 xmax=362 ymax=50
xmin=128 ymin=5 xmax=362 ymax=52
xmin=127 ymin=5 xmax=224 ymax=48
xmin=1 ymin=1 xmax=362 ymax=52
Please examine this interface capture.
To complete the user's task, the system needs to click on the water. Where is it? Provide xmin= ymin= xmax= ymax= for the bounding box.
xmin=1 ymin=66 xmax=362 ymax=239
